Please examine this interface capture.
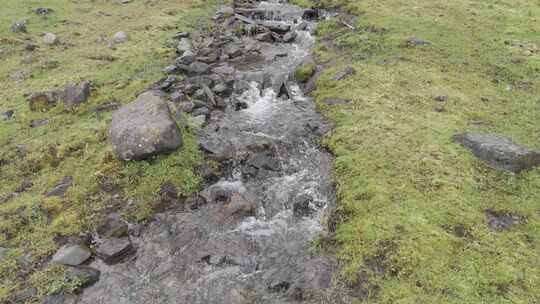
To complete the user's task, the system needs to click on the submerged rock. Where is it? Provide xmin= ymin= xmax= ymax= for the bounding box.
xmin=453 ymin=133 xmax=540 ymax=172
xmin=51 ymin=245 xmax=91 ymax=266
xmin=110 ymin=91 xmax=183 ymax=161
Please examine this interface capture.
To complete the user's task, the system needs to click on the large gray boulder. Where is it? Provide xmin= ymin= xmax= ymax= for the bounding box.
xmin=110 ymin=91 xmax=182 ymax=161
xmin=453 ymin=133 xmax=540 ymax=173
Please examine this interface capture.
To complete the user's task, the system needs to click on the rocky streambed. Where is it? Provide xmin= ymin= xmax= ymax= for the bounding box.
xmin=78 ymin=1 xmax=338 ymax=303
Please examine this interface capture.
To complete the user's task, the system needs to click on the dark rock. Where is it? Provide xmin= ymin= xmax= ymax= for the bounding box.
xmin=296 ymin=22 xmax=308 ymax=31
xmin=293 ymin=195 xmax=314 ymax=217
xmin=97 ymin=213 xmax=128 ymax=238
xmin=46 ymin=176 xmax=73 ymax=197
xmin=453 ymin=133 xmax=540 ymax=172
xmin=202 ymin=84 xmax=217 ymax=106
xmin=192 ymin=106 xmax=210 ymax=117
xmin=260 ymin=21 xmax=290 ymax=34
xmin=485 ymin=210 xmax=524 ymax=231
xmin=197 ymin=53 xmax=219 ymax=64
xmin=173 ymin=32 xmax=190 ymax=40
xmin=51 ymin=245 xmax=92 ymax=266
xmin=256 ymin=32 xmax=273 ymax=42
xmin=176 ymin=52 xmax=197 ymax=65
xmin=14 ymin=178 xmax=33 ymax=194
xmin=302 ymin=9 xmax=319 ymax=21
xmin=27 ymin=91 xmax=59 ymax=111
xmin=406 ymin=37 xmax=431 ymax=47
xmin=63 ymin=82 xmax=91 ymax=107
xmin=25 ymin=42 xmax=38 ymax=51
xmin=159 ymin=181 xmax=178 ymax=204
xmin=434 ymin=95 xmax=448 ymax=102
xmin=96 ymin=100 xmax=120 ymax=112
xmin=29 ymin=118 xmax=49 ymax=128
xmin=110 ymin=91 xmax=183 ymax=161
xmin=225 ymin=44 xmax=243 ymax=58
xmin=11 ymin=21 xmax=27 ymax=33
xmin=332 ymin=66 xmax=356 ymax=81
xmin=42 ymin=292 xmax=78 ymax=304
xmin=322 ymin=98 xmax=351 ymax=106
xmin=13 ymin=287 xmax=37 ymax=303
xmin=212 ymin=83 xmax=230 ymax=96
xmin=65 ymin=266 xmax=100 ymax=288
xmin=95 ymin=237 xmax=134 ymax=264
xmin=1 ymin=110 xmax=14 ymax=121
xmin=35 ymin=8 xmax=54 ymax=15
xmin=178 ymin=101 xmax=194 ymax=113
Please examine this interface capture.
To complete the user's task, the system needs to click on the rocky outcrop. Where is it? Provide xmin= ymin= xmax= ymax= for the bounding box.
xmin=453 ymin=133 xmax=540 ymax=173
xmin=110 ymin=91 xmax=183 ymax=161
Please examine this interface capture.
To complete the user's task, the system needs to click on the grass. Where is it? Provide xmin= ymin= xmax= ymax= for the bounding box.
xmin=0 ymin=0 xmax=217 ymax=301
xmin=296 ymin=0 xmax=540 ymax=303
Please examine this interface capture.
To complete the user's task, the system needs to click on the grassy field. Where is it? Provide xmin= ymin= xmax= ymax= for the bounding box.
xmin=295 ymin=0 xmax=540 ymax=303
xmin=0 ymin=0 xmax=216 ymax=301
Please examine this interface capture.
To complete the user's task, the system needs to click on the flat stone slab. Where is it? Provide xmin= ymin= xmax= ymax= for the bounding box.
xmin=51 ymin=245 xmax=91 ymax=266
xmin=453 ymin=132 xmax=540 ymax=173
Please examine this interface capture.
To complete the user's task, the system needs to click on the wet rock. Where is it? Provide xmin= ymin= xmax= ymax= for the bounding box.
xmin=188 ymin=61 xmax=211 ymax=75
xmin=1 ymin=110 xmax=14 ymax=121
xmin=224 ymin=193 xmax=256 ymax=218
xmin=11 ymin=21 xmax=27 ymax=33
xmin=42 ymin=292 xmax=78 ymax=304
xmin=296 ymin=22 xmax=308 ymax=31
xmin=27 ymin=91 xmax=59 ymax=111
xmin=485 ymin=210 xmax=524 ymax=231
xmin=302 ymin=9 xmax=319 ymax=21
xmin=197 ymin=53 xmax=219 ymax=64
xmin=453 ymin=133 xmax=540 ymax=172
xmin=406 ymin=37 xmax=431 ymax=47
xmin=51 ymin=245 xmax=92 ymax=266
xmin=212 ymin=83 xmax=230 ymax=96
xmin=333 ymin=66 xmax=356 ymax=81
xmin=110 ymin=91 xmax=183 ymax=161
xmin=13 ymin=287 xmax=37 ymax=303
xmin=282 ymin=31 xmax=297 ymax=43
xmin=293 ymin=194 xmax=314 ymax=217
xmin=260 ymin=21 xmax=290 ymax=34
xmin=63 ymin=82 xmax=91 ymax=107
xmin=43 ymin=32 xmax=59 ymax=45
xmin=65 ymin=266 xmax=100 ymax=288
xmin=29 ymin=118 xmax=49 ymax=128
xmin=46 ymin=176 xmax=73 ymax=197
xmin=322 ymin=98 xmax=351 ymax=106
xmin=187 ymin=195 xmax=207 ymax=210
xmin=97 ymin=213 xmax=128 ymax=238
xmin=95 ymin=237 xmax=134 ymax=264
xmin=112 ymin=31 xmax=128 ymax=44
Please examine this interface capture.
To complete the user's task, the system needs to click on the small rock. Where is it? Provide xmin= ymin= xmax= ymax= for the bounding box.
xmin=434 ymin=95 xmax=448 ymax=102
xmin=1 ymin=110 xmax=14 ymax=121
xmin=162 ymin=65 xmax=178 ymax=74
xmin=95 ymin=237 xmax=133 ymax=264
xmin=97 ymin=213 xmax=128 ymax=238
xmin=212 ymin=64 xmax=235 ymax=76
xmin=42 ymin=292 xmax=78 ymax=304
xmin=177 ymin=38 xmax=193 ymax=54
xmin=302 ymin=9 xmax=319 ymax=20
xmin=296 ymin=22 xmax=308 ymax=31
xmin=188 ymin=61 xmax=211 ymax=74
xmin=173 ymin=32 xmax=190 ymax=39
xmin=406 ymin=37 xmax=431 ymax=47
xmin=282 ymin=31 xmax=297 ymax=43
xmin=27 ymin=91 xmax=59 ymax=111
xmin=29 ymin=118 xmax=49 ymax=128
xmin=51 ymin=245 xmax=92 ymax=266
xmin=256 ymin=32 xmax=273 ymax=42
xmin=293 ymin=195 xmax=314 ymax=217
xmin=63 ymin=82 xmax=91 ymax=107
xmin=11 ymin=21 xmax=27 ymax=33
xmin=170 ymin=90 xmax=187 ymax=103
xmin=485 ymin=210 xmax=523 ymax=231
xmin=46 ymin=176 xmax=73 ymax=197
xmin=13 ymin=287 xmax=37 ymax=303
xmin=112 ymin=31 xmax=128 ymax=44
xmin=43 ymin=33 xmax=59 ymax=45
xmin=65 ymin=266 xmax=100 ymax=288
xmin=25 ymin=42 xmax=38 ymax=51
xmin=224 ymin=193 xmax=256 ymax=218
xmin=35 ymin=8 xmax=54 ymax=15
xmin=332 ymin=66 xmax=356 ymax=81
xmin=110 ymin=91 xmax=183 ymax=160
xmin=0 ymin=247 xmax=8 ymax=262
xmin=453 ymin=133 xmax=540 ymax=173
xmin=322 ymin=98 xmax=351 ymax=106
xmin=176 ymin=51 xmax=197 ymax=65
xmin=159 ymin=181 xmax=178 ymax=204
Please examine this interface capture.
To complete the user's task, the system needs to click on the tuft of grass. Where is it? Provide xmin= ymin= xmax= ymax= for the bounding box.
xmin=0 ymin=0 xmax=217 ymax=301
xmin=307 ymin=0 xmax=540 ymax=303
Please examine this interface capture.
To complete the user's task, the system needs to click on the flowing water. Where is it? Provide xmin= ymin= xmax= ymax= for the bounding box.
xmin=80 ymin=1 xmax=336 ymax=303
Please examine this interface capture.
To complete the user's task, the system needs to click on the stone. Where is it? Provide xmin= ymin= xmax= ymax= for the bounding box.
xmin=63 ymin=82 xmax=91 ymax=107
xmin=170 ymin=90 xmax=187 ymax=103
xmin=176 ymin=51 xmax=197 ymax=65
xmin=95 ymin=237 xmax=133 ymax=264
xmin=173 ymin=32 xmax=190 ymax=40
xmin=293 ymin=194 xmax=314 ymax=217
xmin=46 ymin=176 xmax=73 ymax=197
xmin=212 ymin=64 xmax=235 ymax=76
xmin=51 ymin=245 xmax=91 ymax=266
xmin=9 ymin=69 xmax=31 ymax=81
xmin=282 ymin=31 xmax=297 ymax=43
xmin=97 ymin=213 xmax=128 ymax=238
xmin=296 ymin=22 xmax=308 ymax=31
xmin=332 ymin=66 xmax=356 ymax=81
xmin=260 ymin=21 xmax=290 ymax=34
xmin=256 ymin=32 xmax=273 ymax=42
xmin=25 ymin=42 xmax=38 ymax=51
xmin=434 ymin=95 xmax=449 ymax=102
xmin=65 ymin=266 xmax=100 ymax=288
xmin=453 ymin=133 xmax=540 ymax=173
xmin=43 ymin=33 xmax=59 ymax=45
xmin=11 ymin=21 xmax=27 ymax=33
xmin=177 ymin=38 xmax=193 ymax=54
xmin=35 ymin=8 xmax=54 ymax=15
xmin=322 ymin=98 xmax=351 ymax=106
xmin=302 ymin=9 xmax=319 ymax=20
xmin=29 ymin=118 xmax=49 ymax=128
xmin=163 ymin=65 xmax=178 ymax=74
xmin=112 ymin=31 xmax=128 ymax=44
xmin=188 ymin=61 xmax=211 ymax=74
xmin=27 ymin=91 xmax=59 ymax=111
xmin=42 ymin=292 xmax=78 ymax=304
xmin=224 ymin=193 xmax=256 ymax=218
xmin=110 ymin=91 xmax=183 ymax=160
xmin=13 ymin=287 xmax=37 ymax=303
xmin=1 ymin=110 xmax=14 ymax=121
xmin=406 ymin=37 xmax=431 ymax=47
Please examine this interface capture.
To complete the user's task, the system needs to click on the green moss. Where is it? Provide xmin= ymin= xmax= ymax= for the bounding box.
xmin=0 ymin=0 xmax=217 ymax=301
xmin=295 ymin=62 xmax=317 ymax=82
xmin=312 ymin=0 xmax=540 ymax=303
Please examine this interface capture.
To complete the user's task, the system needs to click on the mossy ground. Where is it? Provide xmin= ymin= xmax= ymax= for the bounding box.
xmin=299 ymin=0 xmax=539 ymax=303
xmin=0 ymin=0 xmax=217 ymax=301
